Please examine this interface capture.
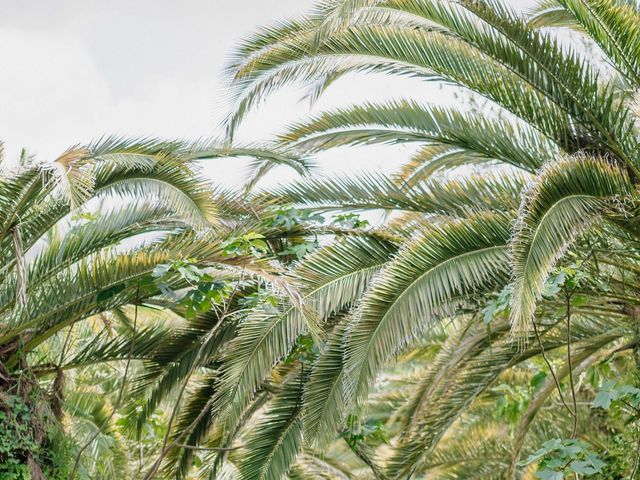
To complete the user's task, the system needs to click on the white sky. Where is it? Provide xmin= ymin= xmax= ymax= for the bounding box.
xmin=0 ymin=0 xmax=535 ymax=187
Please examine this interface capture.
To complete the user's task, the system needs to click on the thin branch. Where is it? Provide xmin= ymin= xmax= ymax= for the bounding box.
xmin=531 ymin=317 xmax=574 ymax=416
xmin=565 ymin=290 xmax=578 ymax=438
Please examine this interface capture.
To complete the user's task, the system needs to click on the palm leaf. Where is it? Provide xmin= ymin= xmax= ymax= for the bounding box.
xmin=211 ymin=235 xmax=393 ymax=437
xmin=302 ymin=317 xmax=349 ymax=448
xmin=552 ymin=0 xmax=640 ymax=85
xmin=281 ymin=100 xmax=557 ymax=173
xmin=262 ymin=171 xmax=526 ymax=216
xmin=343 ymin=211 xmax=512 ymax=409
xmin=187 ymin=141 xmax=315 ymax=192
xmin=236 ymin=369 xmax=306 ymax=480
xmin=509 ymin=154 xmax=632 ymax=333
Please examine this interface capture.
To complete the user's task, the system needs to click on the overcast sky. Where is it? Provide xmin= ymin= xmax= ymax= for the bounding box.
xmin=0 ymin=0 xmax=535 ymax=186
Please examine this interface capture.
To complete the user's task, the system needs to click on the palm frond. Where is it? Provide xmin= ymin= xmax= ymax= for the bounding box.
xmin=212 ymin=235 xmax=393 ymax=437
xmin=281 ymin=100 xmax=558 ymax=173
xmin=187 ymin=142 xmax=315 ymax=192
xmin=162 ymin=373 xmax=219 ymax=480
xmin=509 ymin=154 xmax=632 ymax=333
xmin=386 ymin=314 xmax=625 ymax=478
xmin=395 ymin=144 xmax=487 ymax=186
xmin=236 ymin=369 xmax=306 ymax=480
xmin=61 ymin=323 xmax=172 ymax=369
xmin=262 ymin=170 xmax=526 ymax=216
xmin=552 ymin=0 xmax=640 ymax=85
xmin=225 ymin=20 xmax=573 ymax=146
xmin=343 ymin=212 xmax=512 ymax=409
xmin=302 ymin=317 xmax=349 ymax=448
xmin=126 ymin=309 xmax=239 ymax=437
xmin=528 ymin=0 xmax=579 ymax=28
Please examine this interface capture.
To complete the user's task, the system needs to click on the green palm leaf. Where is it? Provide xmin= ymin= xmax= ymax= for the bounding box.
xmin=281 ymin=100 xmax=557 ymax=173
xmin=551 ymin=0 xmax=640 ymax=85
xmin=211 ymin=235 xmax=394 ymax=436
xmin=509 ymin=155 xmax=632 ymax=333
xmin=263 ymin=171 xmax=526 ymax=216
xmin=302 ymin=317 xmax=349 ymax=448
xmin=343 ymin=212 xmax=512 ymax=408
xmin=236 ymin=370 xmax=306 ymax=480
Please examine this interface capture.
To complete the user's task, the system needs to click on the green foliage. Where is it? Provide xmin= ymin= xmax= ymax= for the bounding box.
xmin=482 ymin=284 xmax=512 ymax=324
xmin=333 ymin=213 xmax=369 ymax=229
xmin=153 ymin=259 xmax=233 ymax=319
xmin=593 ymin=429 xmax=639 ymax=479
xmin=0 ymin=394 xmax=74 ymax=479
xmin=520 ymin=439 xmax=605 ymax=479
xmin=216 ymin=0 xmax=640 ymax=474
xmin=279 ymin=240 xmax=319 ymax=260
xmin=0 ymin=395 xmax=37 ymax=479
xmin=5 ymin=0 xmax=640 ymax=477
xmin=270 ymin=206 xmax=324 ymax=230
xmin=340 ymin=414 xmax=389 ymax=450
xmin=592 ymin=381 xmax=640 ymax=411
xmin=222 ymin=232 xmax=270 ymax=256
xmin=493 ymin=384 xmax=531 ymax=425
xmin=238 ymin=289 xmax=280 ymax=313
xmin=284 ymin=335 xmax=317 ymax=365
xmin=332 ymin=213 xmax=369 ymax=229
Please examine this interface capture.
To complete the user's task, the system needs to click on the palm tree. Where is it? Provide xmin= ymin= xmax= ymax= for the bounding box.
xmin=230 ymin=171 xmax=635 ymax=479
xmin=201 ymin=0 xmax=640 ymax=478
xmin=0 ymin=136 xmax=313 ymax=478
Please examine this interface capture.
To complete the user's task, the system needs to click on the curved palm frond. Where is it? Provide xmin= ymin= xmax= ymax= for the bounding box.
xmin=280 ymin=100 xmax=558 ymax=173
xmin=343 ymin=212 xmax=512 ymax=408
xmin=539 ymin=0 xmax=640 ymax=86
xmin=186 ymin=141 xmax=315 ymax=192
xmin=218 ymin=2 xmax=640 ymax=479
xmin=262 ymin=170 xmax=526 ymax=216
xmin=302 ymin=317 xmax=350 ymax=448
xmin=235 ymin=369 xmax=306 ymax=480
xmin=528 ymin=0 xmax=579 ymax=28
xmin=509 ymin=154 xmax=632 ymax=333
xmin=211 ymin=235 xmax=395 ymax=436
